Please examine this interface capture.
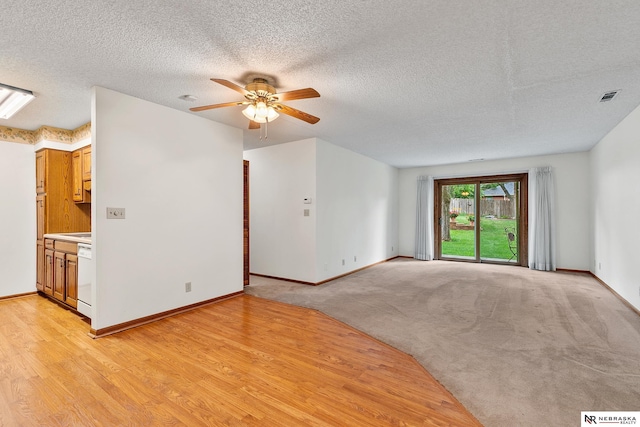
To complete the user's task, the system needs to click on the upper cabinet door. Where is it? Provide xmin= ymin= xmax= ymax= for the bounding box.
xmin=36 ymin=194 xmax=45 ymax=240
xmin=35 ymin=150 xmax=46 ymax=194
xmin=72 ymin=146 xmax=91 ymax=203
xmin=72 ymin=150 xmax=83 ymax=202
xmin=82 ymin=146 xmax=91 ymax=181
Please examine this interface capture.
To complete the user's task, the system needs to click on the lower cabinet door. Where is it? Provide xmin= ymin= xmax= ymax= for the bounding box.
xmin=36 ymin=242 xmax=44 ymax=292
xmin=53 ymin=251 xmax=66 ymax=302
xmin=44 ymin=249 xmax=54 ymax=296
xmin=65 ymin=254 xmax=78 ymax=308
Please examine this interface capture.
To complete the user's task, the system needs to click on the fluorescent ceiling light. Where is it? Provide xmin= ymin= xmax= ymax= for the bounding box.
xmin=0 ymin=83 xmax=35 ymax=119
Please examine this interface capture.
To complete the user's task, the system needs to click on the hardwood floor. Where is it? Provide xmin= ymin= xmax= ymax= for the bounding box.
xmin=0 ymin=294 xmax=482 ymax=426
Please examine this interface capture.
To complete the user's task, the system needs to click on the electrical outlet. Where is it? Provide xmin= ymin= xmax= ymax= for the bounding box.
xmin=599 ymin=262 xmax=602 ymax=270
xmin=185 ymin=282 xmax=192 ymax=293
xmin=392 ymin=246 xmax=394 ymax=252
xmin=354 ymin=256 xmax=357 ymax=262
xmin=304 ymin=209 xmax=310 ymax=217
xmin=342 ymin=259 xmax=345 ymax=266
xmin=106 ymin=207 xmax=126 ymax=219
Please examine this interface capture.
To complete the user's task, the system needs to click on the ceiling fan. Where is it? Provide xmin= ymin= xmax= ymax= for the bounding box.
xmin=190 ymin=77 xmax=320 ymax=132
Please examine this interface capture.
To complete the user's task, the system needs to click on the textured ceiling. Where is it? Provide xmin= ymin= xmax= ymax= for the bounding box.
xmin=2 ymin=0 xmax=640 ymax=167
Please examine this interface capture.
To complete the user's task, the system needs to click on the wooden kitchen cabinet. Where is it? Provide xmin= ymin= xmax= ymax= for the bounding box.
xmin=72 ymin=147 xmax=91 ymax=203
xmin=36 ymin=195 xmax=45 ymax=241
xmin=36 ymin=150 xmax=46 ymax=194
xmin=36 ymin=197 xmax=47 ymax=293
xmin=82 ymin=146 xmax=91 ymax=181
xmin=44 ymin=248 xmax=54 ymax=296
xmin=49 ymin=241 xmax=79 ymax=308
xmin=72 ymin=150 xmax=83 ymax=202
xmin=53 ymin=251 xmax=66 ymax=302
xmin=36 ymin=241 xmax=44 ymax=292
xmin=35 ymin=148 xmax=90 ymax=301
xmin=35 ymin=148 xmax=91 ymax=231
xmin=65 ymin=254 xmax=78 ymax=308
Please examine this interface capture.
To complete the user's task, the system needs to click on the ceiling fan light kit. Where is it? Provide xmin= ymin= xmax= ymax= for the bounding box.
xmin=242 ymin=102 xmax=279 ymax=123
xmin=190 ymin=77 xmax=320 ymax=135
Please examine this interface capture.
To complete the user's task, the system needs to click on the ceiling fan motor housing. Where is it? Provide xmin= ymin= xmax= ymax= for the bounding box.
xmin=246 ymin=78 xmax=276 ymax=97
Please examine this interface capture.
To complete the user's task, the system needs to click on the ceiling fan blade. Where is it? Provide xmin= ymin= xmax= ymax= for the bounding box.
xmin=248 ymin=120 xmax=260 ymax=130
xmin=274 ymin=104 xmax=320 ymax=124
xmin=272 ymin=88 xmax=320 ymax=102
xmin=211 ymin=79 xmax=250 ymax=96
xmin=190 ymin=101 xmax=246 ymax=112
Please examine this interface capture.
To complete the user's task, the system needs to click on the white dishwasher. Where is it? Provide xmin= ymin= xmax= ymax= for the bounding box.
xmin=77 ymin=243 xmax=93 ymax=319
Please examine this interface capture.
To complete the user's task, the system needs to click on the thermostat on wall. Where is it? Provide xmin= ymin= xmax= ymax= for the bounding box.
xmin=303 ymin=197 xmax=312 ymax=204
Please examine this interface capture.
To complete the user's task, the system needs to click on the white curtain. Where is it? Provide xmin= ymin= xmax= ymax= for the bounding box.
xmin=528 ymin=167 xmax=556 ymax=271
xmin=415 ymin=176 xmax=434 ymax=260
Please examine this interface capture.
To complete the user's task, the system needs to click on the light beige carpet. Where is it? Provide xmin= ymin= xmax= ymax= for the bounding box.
xmin=245 ymin=259 xmax=640 ymax=427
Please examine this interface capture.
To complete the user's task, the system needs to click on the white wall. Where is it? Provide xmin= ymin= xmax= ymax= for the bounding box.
xmin=0 ymin=142 xmax=36 ymax=297
xmin=243 ymin=139 xmax=317 ymax=282
xmin=316 ymin=139 xmax=398 ymax=281
xmin=399 ymin=152 xmax=591 ymax=270
xmin=244 ymin=138 xmax=398 ymax=283
xmin=590 ymin=104 xmax=640 ymax=311
xmin=92 ymin=87 xmax=243 ymax=330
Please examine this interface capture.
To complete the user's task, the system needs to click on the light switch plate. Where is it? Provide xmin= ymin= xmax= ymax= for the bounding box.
xmin=107 ymin=207 xmax=126 ymax=219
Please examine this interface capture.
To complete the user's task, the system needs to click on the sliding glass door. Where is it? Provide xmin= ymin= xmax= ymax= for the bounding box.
xmin=435 ymin=174 xmax=527 ymax=265
xmin=440 ymin=183 xmax=476 ymax=260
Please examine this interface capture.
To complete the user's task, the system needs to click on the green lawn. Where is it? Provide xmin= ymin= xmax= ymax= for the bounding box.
xmin=442 ymin=215 xmax=517 ymax=261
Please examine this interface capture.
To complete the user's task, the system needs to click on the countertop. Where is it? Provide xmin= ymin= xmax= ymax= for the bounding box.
xmin=44 ymin=232 xmax=92 ymax=245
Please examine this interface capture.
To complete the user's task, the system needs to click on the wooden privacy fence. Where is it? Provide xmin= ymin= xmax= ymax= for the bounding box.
xmin=450 ymin=198 xmax=516 ymax=219
xmin=450 ymin=198 xmax=475 ymax=215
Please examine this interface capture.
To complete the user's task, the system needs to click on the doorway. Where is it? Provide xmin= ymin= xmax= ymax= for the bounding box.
xmin=243 ymin=160 xmax=250 ymax=285
xmin=434 ymin=173 xmax=528 ymax=265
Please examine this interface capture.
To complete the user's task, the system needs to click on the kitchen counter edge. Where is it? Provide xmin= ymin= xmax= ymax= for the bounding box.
xmin=44 ymin=233 xmax=92 ymax=245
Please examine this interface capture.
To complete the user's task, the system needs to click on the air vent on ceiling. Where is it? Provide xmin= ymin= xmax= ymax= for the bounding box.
xmin=599 ymin=91 xmax=619 ymax=103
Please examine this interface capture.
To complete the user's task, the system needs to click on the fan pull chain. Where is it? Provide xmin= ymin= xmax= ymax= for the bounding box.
xmin=259 ymin=119 xmax=269 ymax=140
